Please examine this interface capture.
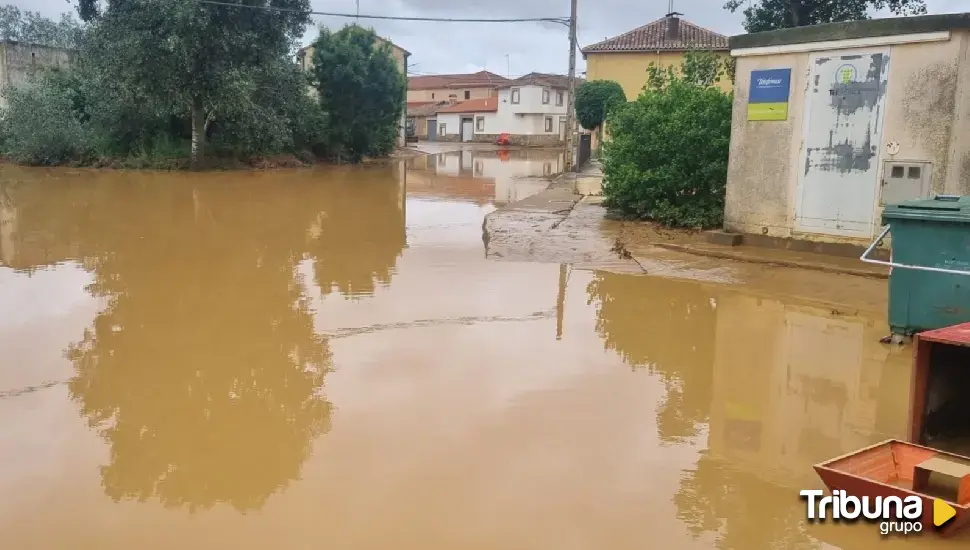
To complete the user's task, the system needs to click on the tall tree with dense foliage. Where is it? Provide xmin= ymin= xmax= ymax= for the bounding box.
xmin=602 ymin=51 xmax=732 ymax=228
xmin=75 ymin=0 xmax=311 ymax=167
xmin=574 ymin=80 xmax=626 ymax=132
xmin=0 ymin=6 xmax=82 ymax=49
xmin=724 ymin=0 xmax=927 ymax=32
xmin=310 ymin=25 xmax=406 ymax=161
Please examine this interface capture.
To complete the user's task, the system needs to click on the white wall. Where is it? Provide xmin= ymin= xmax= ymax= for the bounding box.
xmin=486 ymin=85 xmax=569 ymax=135
xmin=436 ymin=113 xmax=462 ymax=136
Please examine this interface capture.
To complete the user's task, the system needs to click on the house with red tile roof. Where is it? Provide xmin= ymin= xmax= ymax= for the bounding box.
xmin=430 ymin=73 xmax=581 ymax=146
xmin=582 ymin=13 xmax=731 ymax=99
xmin=407 ymin=70 xmax=510 ymax=103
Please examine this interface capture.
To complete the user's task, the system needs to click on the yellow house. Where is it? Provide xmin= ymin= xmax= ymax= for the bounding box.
xmin=582 ymin=13 xmax=732 ymax=99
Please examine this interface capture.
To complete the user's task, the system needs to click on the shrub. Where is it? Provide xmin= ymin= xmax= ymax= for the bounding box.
xmin=574 ymin=80 xmax=626 ymax=132
xmin=602 ymin=52 xmax=733 ymax=228
xmin=0 ymin=72 xmax=92 ymax=165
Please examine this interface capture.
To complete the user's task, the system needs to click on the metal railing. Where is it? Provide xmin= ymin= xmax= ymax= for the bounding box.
xmin=860 ymin=225 xmax=970 ymax=276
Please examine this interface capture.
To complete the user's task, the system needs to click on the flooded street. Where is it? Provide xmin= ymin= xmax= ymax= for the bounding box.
xmin=0 ymin=148 xmax=959 ymax=549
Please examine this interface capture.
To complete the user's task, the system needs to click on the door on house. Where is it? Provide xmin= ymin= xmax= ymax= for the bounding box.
xmin=427 ymin=119 xmax=437 ymax=141
xmin=461 ymin=118 xmax=474 ymax=142
xmin=795 ymin=50 xmax=890 ymax=238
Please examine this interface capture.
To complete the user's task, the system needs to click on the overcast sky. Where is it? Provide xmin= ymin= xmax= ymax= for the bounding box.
xmin=12 ymin=0 xmax=970 ymax=77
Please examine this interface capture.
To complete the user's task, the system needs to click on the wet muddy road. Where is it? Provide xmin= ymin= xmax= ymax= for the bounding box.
xmin=0 ymin=148 xmax=959 ymax=548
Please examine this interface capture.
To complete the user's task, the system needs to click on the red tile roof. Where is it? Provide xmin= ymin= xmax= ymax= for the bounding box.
xmin=582 ymin=15 xmax=729 ymax=53
xmin=436 ymin=98 xmax=498 ymax=114
xmin=408 ymin=70 xmax=510 ymax=90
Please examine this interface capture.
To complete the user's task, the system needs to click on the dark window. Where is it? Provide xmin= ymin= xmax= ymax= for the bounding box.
xmin=556 ymin=91 xmax=564 ymax=106
xmin=544 ymin=117 xmax=553 ymax=132
xmin=908 ymin=166 xmax=921 ymax=179
xmin=891 ymin=166 xmax=904 ymax=178
xmin=432 ymin=93 xmax=435 ymax=99
xmin=464 ymin=90 xmax=471 ymax=100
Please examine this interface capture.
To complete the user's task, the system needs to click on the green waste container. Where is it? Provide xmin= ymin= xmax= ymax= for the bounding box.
xmin=876 ymin=195 xmax=970 ymax=336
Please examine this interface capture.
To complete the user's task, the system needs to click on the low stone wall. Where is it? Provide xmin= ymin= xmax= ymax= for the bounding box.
xmin=466 ymin=134 xmax=564 ymax=147
xmin=436 ymin=134 xmax=460 ymax=142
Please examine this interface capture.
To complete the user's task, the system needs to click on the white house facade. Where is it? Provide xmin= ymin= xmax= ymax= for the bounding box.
xmin=429 ymin=73 xmax=578 ymax=146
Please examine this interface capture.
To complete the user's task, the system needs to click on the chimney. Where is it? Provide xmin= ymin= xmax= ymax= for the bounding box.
xmin=665 ymin=12 xmax=682 ymax=41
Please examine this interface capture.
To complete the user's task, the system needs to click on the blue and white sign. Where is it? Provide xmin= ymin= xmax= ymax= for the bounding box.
xmin=748 ymin=68 xmax=792 ymax=121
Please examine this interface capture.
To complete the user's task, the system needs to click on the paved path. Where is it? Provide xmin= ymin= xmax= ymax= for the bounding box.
xmin=482 ymin=163 xmax=890 ymax=314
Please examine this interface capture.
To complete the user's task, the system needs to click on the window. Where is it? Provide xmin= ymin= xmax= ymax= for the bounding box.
xmin=511 ymin=89 xmax=520 ymax=104
xmin=439 ymin=123 xmax=447 ymax=136
xmin=542 ymin=89 xmax=550 ymax=104
xmin=556 ymin=91 xmax=564 ymax=106
xmin=908 ymin=166 xmax=922 ymax=179
xmin=891 ymin=165 xmax=904 ymax=178
xmin=464 ymin=90 xmax=471 ymax=100
xmin=432 ymin=93 xmax=435 ymax=99
xmin=544 ymin=116 xmax=553 ymax=132
xmin=476 ymin=116 xmax=485 ymax=131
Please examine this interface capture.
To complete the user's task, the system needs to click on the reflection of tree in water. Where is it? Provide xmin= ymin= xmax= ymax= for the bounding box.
xmin=675 ymin=451 xmax=815 ymax=549
xmin=586 ymin=272 xmax=716 ymax=443
xmin=64 ymin=180 xmax=336 ymax=512
xmin=308 ymin=167 xmax=407 ymax=298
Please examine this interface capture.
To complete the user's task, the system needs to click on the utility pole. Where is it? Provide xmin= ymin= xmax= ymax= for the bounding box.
xmin=564 ymin=0 xmax=578 ymax=171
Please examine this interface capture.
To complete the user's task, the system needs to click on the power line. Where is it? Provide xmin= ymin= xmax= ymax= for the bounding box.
xmin=196 ymin=1 xmax=569 ymax=25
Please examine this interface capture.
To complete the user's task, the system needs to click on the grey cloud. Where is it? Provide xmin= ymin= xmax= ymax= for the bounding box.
xmin=11 ymin=0 xmax=970 ymax=76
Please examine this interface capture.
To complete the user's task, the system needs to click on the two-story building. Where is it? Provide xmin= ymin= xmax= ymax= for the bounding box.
xmin=407 ymin=70 xmax=510 ymax=103
xmin=582 ymin=13 xmax=732 ymax=99
xmin=433 ymin=73 xmax=580 ymax=146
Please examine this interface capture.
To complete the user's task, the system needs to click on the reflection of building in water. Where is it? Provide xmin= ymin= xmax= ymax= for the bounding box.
xmin=0 ymin=182 xmax=81 ymax=270
xmin=407 ymin=149 xmax=563 ymax=206
xmin=708 ymin=292 xmax=912 ymax=487
xmin=0 ymin=192 xmax=15 ymax=266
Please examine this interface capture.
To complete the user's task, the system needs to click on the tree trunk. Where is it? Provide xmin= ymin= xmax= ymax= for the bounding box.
xmin=190 ymin=97 xmax=206 ymax=169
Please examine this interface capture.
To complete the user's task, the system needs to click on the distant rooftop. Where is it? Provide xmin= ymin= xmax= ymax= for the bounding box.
xmin=408 ymin=70 xmax=510 ymax=91
xmin=436 ymin=97 xmax=498 ymax=114
xmin=582 ymin=14 xmax=729 ymax=54
xmin=503 ymin=72 xmax=583 ymax=89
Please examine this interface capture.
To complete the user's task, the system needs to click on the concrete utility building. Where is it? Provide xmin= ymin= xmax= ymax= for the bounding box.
xmin=0 ymin=41 xmax=74 ymax=109
xmin=725 ymin=13 xmax=970 ymax=245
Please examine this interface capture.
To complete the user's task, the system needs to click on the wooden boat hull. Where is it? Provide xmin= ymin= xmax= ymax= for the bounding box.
xmin=814 ymin=440 xmax=970 ymax=537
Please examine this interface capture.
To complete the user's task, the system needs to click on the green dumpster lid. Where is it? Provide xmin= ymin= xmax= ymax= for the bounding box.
xmin=883 ymin=195 xmax=970 ymax=223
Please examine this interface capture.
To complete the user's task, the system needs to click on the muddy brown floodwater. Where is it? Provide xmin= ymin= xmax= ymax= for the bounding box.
xmin=0 ymin=148 xmax=964 ymax=549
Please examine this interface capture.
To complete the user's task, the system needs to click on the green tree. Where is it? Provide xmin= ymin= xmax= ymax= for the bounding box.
xmin=310 ymin=25 xmax=406 ymax=161
xmin=724 ymin=0 xmax=927 ymax=33
xmin=574 ymin=79 xmax=626 ymax=132
xmin=602 ymin=51 xmax=733 ymax=228
xmin=1 ymin=70 xmax=92 ymax=165
xmin=76 ymin=0 xmax=311 ymax=167
xmin=0 ymin=6 xmax=82 ymax=49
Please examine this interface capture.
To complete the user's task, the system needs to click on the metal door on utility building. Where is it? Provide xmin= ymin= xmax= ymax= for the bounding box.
xmin=795 ymin=50 xmax=890 ymax=239
xmin=427 ymin=119 xmax=437 ymax=141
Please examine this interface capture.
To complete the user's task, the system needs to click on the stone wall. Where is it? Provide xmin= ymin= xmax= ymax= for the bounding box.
xmin=0 ymin=41 xmax=75 ymax=109
xmin=468 ymin=134 xmax=563 ymax=147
